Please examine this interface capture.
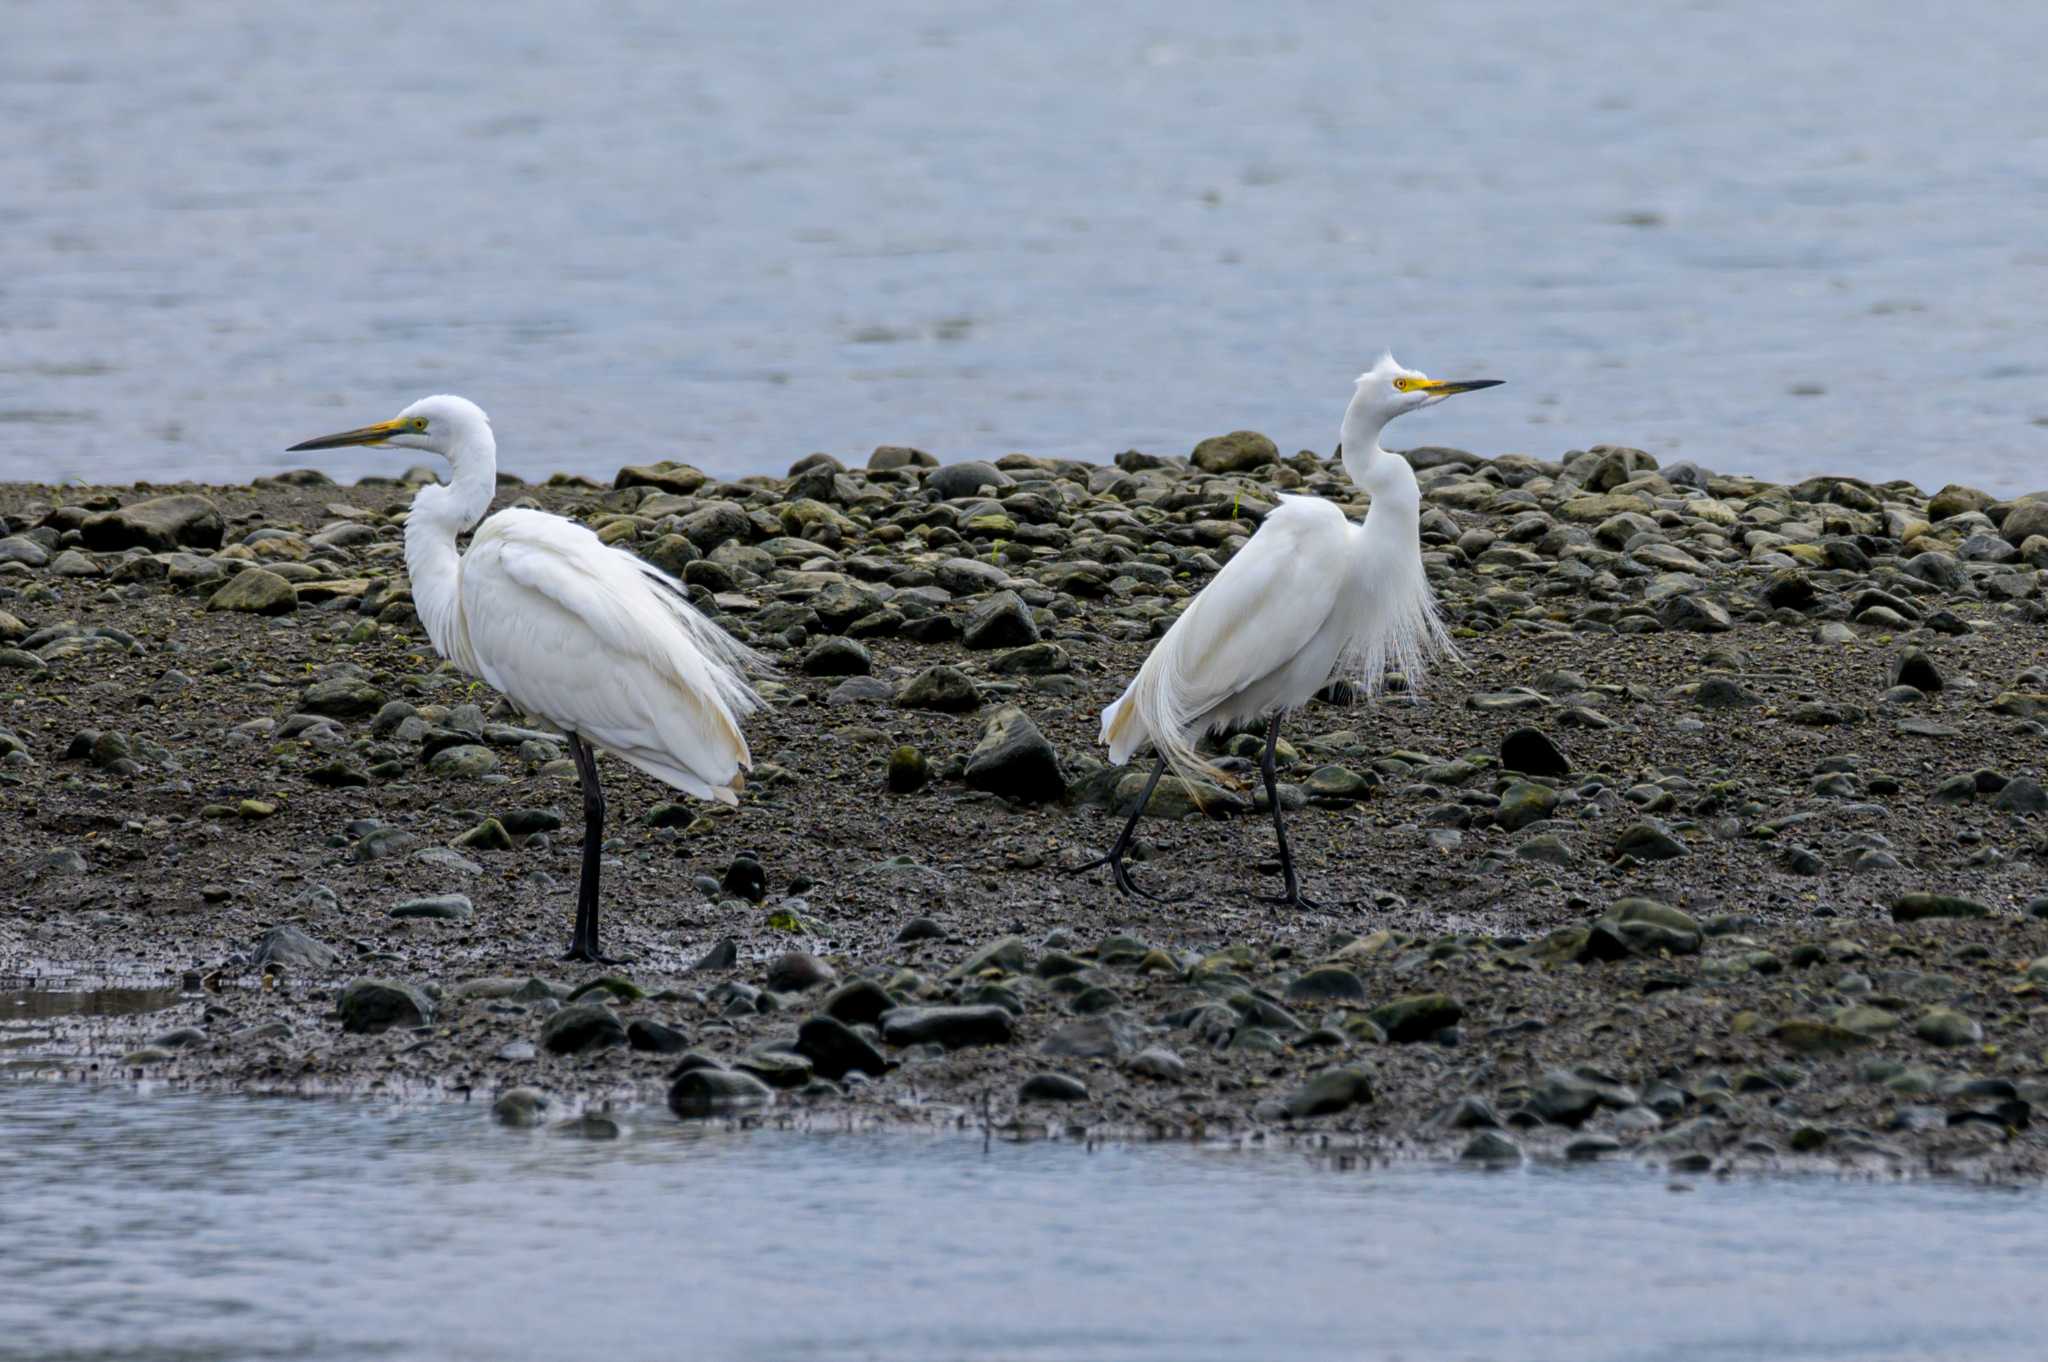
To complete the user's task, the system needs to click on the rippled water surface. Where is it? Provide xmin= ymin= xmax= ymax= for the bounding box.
xmin=1 ymin=1082 xmax=2042 ymax=1362
xmin=3 ymin=1 xmax=2045 ymax=491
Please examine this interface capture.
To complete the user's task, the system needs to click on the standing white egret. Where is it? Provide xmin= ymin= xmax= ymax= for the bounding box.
xmin=1073 ymin=356 xmax=1500 ymax=907
xmin=288 ymin=396 xmax=763 ymax=962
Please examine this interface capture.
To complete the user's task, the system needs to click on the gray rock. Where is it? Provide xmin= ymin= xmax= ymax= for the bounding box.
xmin=926 ymin=460 xmax=1015 ymax=499
xmin=253 ymin=924 xmax=342 ymax=970
xmin=207 ymin=569 xmax=297 ymax=615
xmin=963 ymin=705 xmax=1065 ymax=803
xmin=1494 ymin=780 xmax=1559 ymax=831
xmin=0 ymin=536 xmax=50 ymax=567
xmin=880 ymin=1005 xmax=1015 ymax=1049
xmin=336 ymin=978 xmax=434 ymax=1034
xmin=897 ymin=665 xmax=981 ymax=712
xmin=491 ymin=1088 xmax=552 ymax=1127
xmin=1460 ymin=1131 xmax=1523 ymax=1164
xmin=427 ymin=744 xmax=499 ymax=778
xmin=1694 ymin=677 xmax=1758 ymax=708
xmin=1127 ymin=1046 xmax=1188 ymax=1081
xmin=765 ymin=952 xmax=836 ymax=992
xmin=626 ymin=1019 xmax=692 ymax=1053
xmin=800 ymin=636 xmax=872 ymax=676
xmin=1891 ymin=893 xmax=1990 ymax=923
xmin=80 ymin=494 xmax=224 ymax=551
xmin=1019 ymin=1072 xmax=1089 ymax=1102
xmin=887 ymin=745 xmax=929 ymax=792
xmin=795 ymin=1016 xmax=889 ymax=1079
xmin=300 ymin=677 xmax=385 ymax=718
xmin=667 ymin=1067 xmax=773 ymax=1117
xmin=1286 ymin=966 xmax=1367 ymax=1004
xmin=823 ymin=979 xmax=895 ymax=1026
xmin=539 ymin=1003 xmax=627 ymax=1055
xmin=1914 ymin=1007 xmax=1983 ymax=1047
xmin=1191 ymin=430 xmax=1278 ymax=474
xmin=1500 ymin=726 xmax=1570 ymax=776
xmin=1992 ymin=778 xmax=2047 ymax=815
xmin=1614 ymin=820 xmax=1688 ymax=860
xmin=1528 ymin=1068 xmax=1639 ymax=1126
xmin=1282 ymin=1067 xmax=1374 ymax=1118
xmin=1661 ymin=595 xmax=1732 ymax=632
xmin=962 ymin=590 xmax=1039 ymax=650
xmin=1367 ymin=993 xmax=1463 ymax=1042
xmin=390 ymin=893 xmax=473 ymax=921
xmin=1891 ymin=649 xmax=1944 ymax=693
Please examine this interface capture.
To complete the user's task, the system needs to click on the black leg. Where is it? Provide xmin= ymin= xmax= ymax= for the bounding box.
xmin=1065 ymin=755 xmax=1170 ymax=900
xmin=564 ymin=733 xmax=631 ymax=964
xmin=1257 ymin=715 xmax=1322 ymax=910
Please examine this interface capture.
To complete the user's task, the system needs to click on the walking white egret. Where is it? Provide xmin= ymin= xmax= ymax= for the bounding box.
xmin=288 ymin=395 xmax=763 ymax=962
xmin=1073 ymin=356 xmax=1500 ymax=907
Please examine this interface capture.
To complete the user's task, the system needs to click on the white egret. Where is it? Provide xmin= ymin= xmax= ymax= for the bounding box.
xmin=288 ymin=396 xmax=763 ymax=962
xmin=1074 ymin=356 xmax=1500 ymax=907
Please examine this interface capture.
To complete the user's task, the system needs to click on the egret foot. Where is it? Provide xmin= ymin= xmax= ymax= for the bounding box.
xmin=1067 ymin=753 xmax=1172 ymax=901
xmin=1064 ymin=848 xmax=1166 ymax=902
xmin=562 ymin=944 xmax=634 ymax=966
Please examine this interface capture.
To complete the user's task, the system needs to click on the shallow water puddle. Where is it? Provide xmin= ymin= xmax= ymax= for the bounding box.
xmin=0 ymin=982 xmax=185 ymax=1020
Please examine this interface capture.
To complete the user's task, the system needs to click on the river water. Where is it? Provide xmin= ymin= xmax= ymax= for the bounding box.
xmin=0 ymin=1081 xmax=2041 ymax=1362
xmin=3 ymin=1 xmax=2045 ymax=492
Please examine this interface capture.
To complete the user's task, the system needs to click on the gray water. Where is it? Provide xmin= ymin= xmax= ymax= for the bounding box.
xmin=3 ymin=1 xmax=2045 ymax=493
xmin=0 ymin=1081 xmax=2042 ymax=1362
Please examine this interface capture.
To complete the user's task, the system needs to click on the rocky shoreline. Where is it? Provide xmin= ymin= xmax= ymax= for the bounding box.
xmin=5 ymin=433 xmax=2048 ymax=1178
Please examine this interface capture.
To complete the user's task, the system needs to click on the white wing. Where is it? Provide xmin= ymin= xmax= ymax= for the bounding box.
xmin=459 ymin=509 xmax=765 ymax=803
xmin=1100 ymin=496 xmax=1350 ymax=780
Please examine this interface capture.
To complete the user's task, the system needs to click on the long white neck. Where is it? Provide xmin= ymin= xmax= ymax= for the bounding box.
xmin=402 ymin=422 xmax=496 ymax=667
xmin=1339 ymin=391 xmax=1421 ymax=541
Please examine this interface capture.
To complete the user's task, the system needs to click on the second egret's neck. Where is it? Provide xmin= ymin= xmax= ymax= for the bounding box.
xmin=402 ymin=420 xmax=496 ymax=666
xmin=1339 ymin=391 xmax=1420 ymax=518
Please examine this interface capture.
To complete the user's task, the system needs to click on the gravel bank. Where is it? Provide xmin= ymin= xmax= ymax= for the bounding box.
xmin=5 ymin=436 xmax=2048 ymax=1177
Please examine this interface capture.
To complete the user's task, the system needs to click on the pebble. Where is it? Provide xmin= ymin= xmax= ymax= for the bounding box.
xmin=539 ymin=1003 xmax=627 ymax=1055
xmin=879 ymin=1005 xmax=1015 ymax=1049
xmin=336 ymin=979 xmax=434 ymax=1034
xmin=390 ymin=893 xmax=474 ymax=921
xmin=667 ymin=1067 xmax=774 ymax=1118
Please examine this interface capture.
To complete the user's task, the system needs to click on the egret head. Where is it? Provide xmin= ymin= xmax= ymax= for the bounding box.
xmin=1355 ymin=354 xmax=1502 ymax=424
xmin=287 ymin=394 xmax=491 ymax=459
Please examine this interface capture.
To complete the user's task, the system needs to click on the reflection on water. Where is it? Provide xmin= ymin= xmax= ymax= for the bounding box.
xmin=0 ymin=1081 xmax=2040 ymax=1362
xmin=2 ymin=1 xmax=2045 ymax=492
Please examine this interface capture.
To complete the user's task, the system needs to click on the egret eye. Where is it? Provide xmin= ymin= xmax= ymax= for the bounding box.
xmin=412 ymin=418 xmax=428 ymax=431
xmin=1392 ymin=377 xmax=1411 ymax=391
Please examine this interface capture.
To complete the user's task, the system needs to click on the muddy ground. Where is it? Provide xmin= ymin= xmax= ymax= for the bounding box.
xmin=4 ymin=437 xmax=2047 ymax=1177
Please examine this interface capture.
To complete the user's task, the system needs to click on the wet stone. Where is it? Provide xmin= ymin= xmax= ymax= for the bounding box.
xmin=1367 ymin=993 xmax=1464 ymax=1043
xmin=626 ymin=1019 xmax=692 ymax=1054
xmin=1891 ymin=893 xmax=1990 ymax=923
xmin=390 ymin=893 xmax=474 ymax=921
xmin=668 ymin=1067 xmax=773 ymax=1118
xmin=963 ymin=705 xmax=1065 ymax=804
xmin=1283 ymin=1067 xmax=1374 ymax=1119
xmin=336 ymin=978 xmax=434 ymax=1034
xmin=765 ymin=951 xmax=836 ymax=992
xmin=254 ymin=924 xmax=341 ymax=971
xmin=795 ymin=1016 xmax=889 ymax=1079
xmin=880 ymin=1005 xmax=1015 ymax=1049
xmin=491 ymin=1088 xmax=553 ymax=1128
xmin=1018 ymin=1072 xmax=1089 ymax=1103
xmin=1285 ymin=966 xmax=1367 ymax=1004
xmin=539 ymin=1003 xmax=627 ymax=1055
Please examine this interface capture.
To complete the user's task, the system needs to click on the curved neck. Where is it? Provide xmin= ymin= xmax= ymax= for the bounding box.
xmin=402 ymin=423 xmax=496 ymax=666
xmin=1339 ymin=392 xmax=1420 ymax=518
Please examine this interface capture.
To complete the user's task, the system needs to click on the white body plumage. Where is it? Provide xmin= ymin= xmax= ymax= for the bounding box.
xmin=1098 ymin=356 xmax=1479 ymax=785
xmin=305 ymin=395 xmax=763 ymax=802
